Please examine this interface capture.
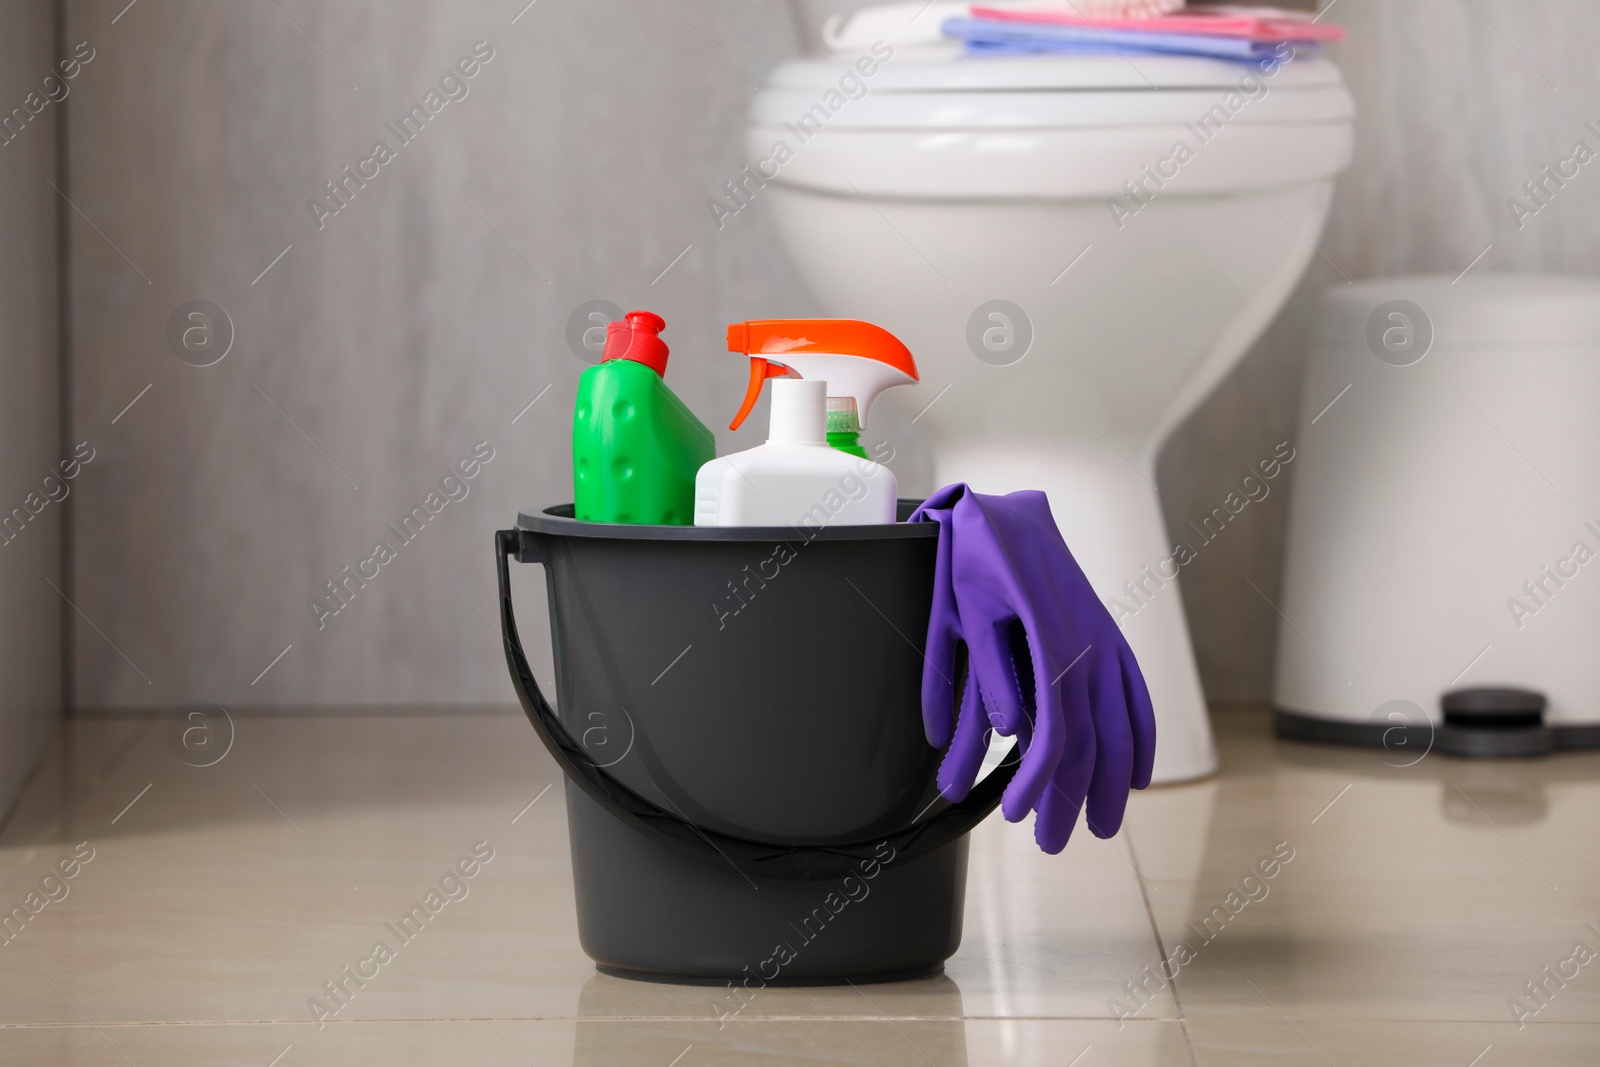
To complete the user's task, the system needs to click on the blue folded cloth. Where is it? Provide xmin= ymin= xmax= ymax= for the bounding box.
xmin=942 ymin=17 xmax=1321 ymax=63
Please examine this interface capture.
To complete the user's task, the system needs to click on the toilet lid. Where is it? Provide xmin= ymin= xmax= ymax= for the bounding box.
xmin=757 ymin=49 xmax=1350 ymax=128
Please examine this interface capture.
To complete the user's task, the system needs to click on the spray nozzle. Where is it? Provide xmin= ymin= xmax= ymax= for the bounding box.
xmin=726 ymin=319 xmax=918 ymax=432
xmin=602 ymin=310 xmax=670 ymax=377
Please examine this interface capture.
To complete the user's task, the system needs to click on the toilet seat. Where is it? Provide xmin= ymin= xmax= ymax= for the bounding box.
xmin=756 ymin=51 xmax=1351 ymax=129
xmin=771 ymin=47 xmax=1343 ymax=89
xmin=749 ymin=51 xmax=1352 ymax=198
xmin=753 ymin=85 xmax=1351 ymax=130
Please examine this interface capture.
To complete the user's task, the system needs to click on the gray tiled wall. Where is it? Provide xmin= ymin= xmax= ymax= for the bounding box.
xmin=0 ymin=1 xmax=63 ymax=806
xmin=61 ymin=0 xmax=1600 ymax=709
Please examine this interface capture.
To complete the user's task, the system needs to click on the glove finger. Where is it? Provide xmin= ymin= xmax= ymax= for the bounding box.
xmin=936 ymin=653 xmax=991 ymax=802
xmin=1120 ymin=644 xmax=1158 ymax=790
xmin=960 ymin=617 xmax=1024 ymax=735
xmin=921 ymin=614 xmax=959 ymax=748
xmin=993 ymin=683 xmax=1035 ymax=778
xmin=966 ymin=618 xmax=1029 ymax=741
xmin=920 ymin=510 xmax=961 ymax=747
xmin=1032 ymin=662 xmax=1095 ymax=853
xmin=1084 ymin=651 xmax=1136 ymax=839
xmin=999 ymin=625 xmax=1064 ymax=823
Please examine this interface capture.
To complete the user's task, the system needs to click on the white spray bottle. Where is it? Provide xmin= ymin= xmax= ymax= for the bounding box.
xmin=693 ymin=319 xmax=920 ymax=528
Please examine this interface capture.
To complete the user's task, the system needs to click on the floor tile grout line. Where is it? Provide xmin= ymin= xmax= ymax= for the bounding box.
xmin=0 ymin=1015 xmax=1197 ymax=1029
xmin=6 ymin=1014 xmax=1588 ymax=1029
xmin=1125 ymin=829 xmax=1200 ymax=1067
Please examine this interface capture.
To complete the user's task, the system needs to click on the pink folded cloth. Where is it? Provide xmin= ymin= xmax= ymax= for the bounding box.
xmin=969 ymin=4 xmax=1346 ymax=43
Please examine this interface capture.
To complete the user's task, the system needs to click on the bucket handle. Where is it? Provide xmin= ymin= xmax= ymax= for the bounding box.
xmin=497 ymin=529 xmax=1017 ymax=881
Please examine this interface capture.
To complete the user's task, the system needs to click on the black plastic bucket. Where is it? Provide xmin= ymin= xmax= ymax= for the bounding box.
xmin=496 ymin=502 xmax=1016 ymax=984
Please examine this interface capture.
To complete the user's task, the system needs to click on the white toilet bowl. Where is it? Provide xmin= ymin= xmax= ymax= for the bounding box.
xmin=748 ymin=46 xmax=1354 ymax=783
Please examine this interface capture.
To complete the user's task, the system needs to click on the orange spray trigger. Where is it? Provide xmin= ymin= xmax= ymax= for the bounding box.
xmin=730 ymin=357 xmax=792 ymax=431
xmin=724 ymin=318 xmax=918 ymax=431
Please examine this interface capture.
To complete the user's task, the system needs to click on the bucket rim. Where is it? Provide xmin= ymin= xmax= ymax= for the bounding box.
xmin=518 ymin=501 xmax=940 ymax=543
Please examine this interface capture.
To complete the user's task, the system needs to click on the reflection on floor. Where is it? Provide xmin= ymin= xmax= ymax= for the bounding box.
xmin=0 ymin=706 xmax=1596 ymax=1065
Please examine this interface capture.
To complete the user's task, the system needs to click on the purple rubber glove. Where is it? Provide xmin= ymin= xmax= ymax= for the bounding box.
xmin=912 ymin=484 xmax=1156 ymax=853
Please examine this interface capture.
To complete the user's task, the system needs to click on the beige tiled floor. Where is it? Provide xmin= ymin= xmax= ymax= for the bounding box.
xmin=0 ymin=707 xmax=1596 ymax=1065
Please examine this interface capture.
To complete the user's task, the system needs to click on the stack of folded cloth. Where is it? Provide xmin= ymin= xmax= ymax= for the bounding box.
xmin=943 ymin=4 xmax=1345 ymax=63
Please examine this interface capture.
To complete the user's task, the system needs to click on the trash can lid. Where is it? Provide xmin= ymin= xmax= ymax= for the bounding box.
xmin=1314 ymin=274 xmax=1600 ymax=351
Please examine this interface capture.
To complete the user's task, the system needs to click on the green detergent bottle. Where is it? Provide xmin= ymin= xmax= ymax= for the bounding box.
xmin=573 ymin=310 xmax=713 ymax=524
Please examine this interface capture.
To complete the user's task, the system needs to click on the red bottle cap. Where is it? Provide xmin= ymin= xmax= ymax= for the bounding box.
xmin=603 ymin=310 xmax=670 ymax=377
